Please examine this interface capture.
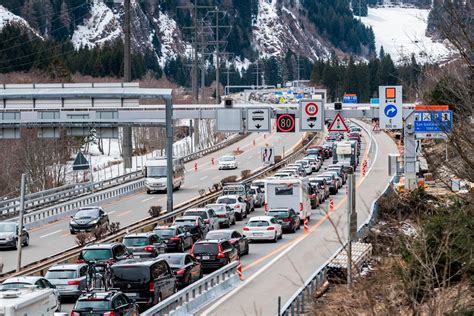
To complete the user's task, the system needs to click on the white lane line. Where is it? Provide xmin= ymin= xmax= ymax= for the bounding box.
xmin=141 ymin=197 xmax=154 ymax=202
xmin=40 ymin=230 xmax=62 ymax=239
xmin=200 ymin=176 xmax=209 ymax=180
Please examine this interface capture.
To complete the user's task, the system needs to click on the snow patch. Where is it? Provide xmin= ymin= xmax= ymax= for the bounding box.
xmin=155 ymin=10 xmax=185 ymax=67
xmin=0 ymin=5 xmax=43 ymax=38
xmin=71 ymin=0 xmax=122 ymax=49
xmin=360 ymin=7 xmax=452 ymax=63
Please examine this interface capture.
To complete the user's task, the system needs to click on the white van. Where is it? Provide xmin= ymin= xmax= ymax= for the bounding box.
xmin=0 ymin=288 xmax=57 ymax=316
xmin=144 ymin=157 xmax=185 ymax=193
xmin=264 ymin=178 xmax=312 ymax=221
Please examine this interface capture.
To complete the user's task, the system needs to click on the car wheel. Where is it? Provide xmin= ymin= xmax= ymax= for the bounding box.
xmin=23 ymin=235 xmax=29 ymax=246
xmin=232 ymin=217 xmax=236 ymax=225
xmin=180 ymin=241 xmax=185 ymax=252
xmin=244 ymin=243 xmax=249 ymax=255
xmin=272 ymin=233 xmax=278 ymax=243
xmin=291 ymin=225 xmax=296 ymax=234
xmin=147 ymin=190 xmax=151 ymax=194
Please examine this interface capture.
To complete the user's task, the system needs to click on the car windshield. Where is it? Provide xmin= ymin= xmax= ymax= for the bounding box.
xmin=154 ymin=229 xmax=176 ymax=237
xmin=223 ymin=187 xmax=244 ymax=195
xmin=174 ymin=219 xmax=196 ymax=226
xmin=75 ymin=300 xmax=110 ymax=310
xmin=1 ymin=282 xmax=32 ymax=289
xmin=158 ymin=255 xmax=184 ymax=265
xmin=0 ymin=223 xmax=16 ymax=232
xmin=74 ymin=209 xmax=99 ymax=218
xmin=46 ymin=270 xmax=77 ymax=279
xmin=147 ymin=166 xmax=166 ymax=177
xmin=81 ymin=249 xmax=112 ymax=261
xmin=220 ymin=156 xmax=234 ymax=161
xmin=184 ymin=211 xmax=207 ymax=219
xmin=217 ymin=197 xmax=236 ymax=204
xmin=206 ymin=231 xmax=231 ymax=239
xmin=112 ymin=266 xmax=149 ymax=283
xmin=268 ymin=210 xmax=289 ymax=218
xmin=123 ymin=237 xmax=149 ymax=247
xmin=193 ymin=243 xmax=219 ymax=254
xmin=248 ymin=220 xmax=269 ymax=227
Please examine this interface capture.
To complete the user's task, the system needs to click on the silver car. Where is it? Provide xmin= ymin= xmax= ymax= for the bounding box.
xmin=205 ymin=203 xmax=235 ymax=228
xmin=45 ymin=264 xmax=88 ymax=299
xmin=0 ymin=222 xmax=29 ymax=249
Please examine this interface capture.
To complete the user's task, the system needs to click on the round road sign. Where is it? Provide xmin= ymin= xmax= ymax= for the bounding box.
xmin=305 ymin=102 xmax=319 ymax=116
xmin=276 ymin=114 xmax=295 ymax=133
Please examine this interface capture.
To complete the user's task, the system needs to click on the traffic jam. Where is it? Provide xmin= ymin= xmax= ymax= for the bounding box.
xmin=0 ymin=122 xmax=364 ymax=316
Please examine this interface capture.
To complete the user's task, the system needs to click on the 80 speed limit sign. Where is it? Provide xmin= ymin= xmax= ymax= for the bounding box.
xmin=276 ymin=114 xmax=295 ymax=133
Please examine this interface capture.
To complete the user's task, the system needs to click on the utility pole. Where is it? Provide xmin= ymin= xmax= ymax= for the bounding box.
xmin=347 ymin=173 xmax=357 ymax=289
xmin=165 ymin=99 xmax=173 ymax=214
xmin=297 ymin=54 xmax=301 ymax=87
xmin=122 ymin=0 xmax=133 ymax=170
xmin=16 ymin=173 xmax=26 ymax=272
xmin=215 ymin=6 xmax=220 ymax=105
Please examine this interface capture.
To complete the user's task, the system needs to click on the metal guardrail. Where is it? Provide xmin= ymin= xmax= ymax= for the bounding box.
xmin=0 ymin=134 xmax=246 ymax=219
xmin=0 ymin=133 xmax=315 ymax=280
xmin=142 ymin=261 xmax=240 ymax=316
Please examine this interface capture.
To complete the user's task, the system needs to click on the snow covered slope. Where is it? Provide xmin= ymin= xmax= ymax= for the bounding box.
xmin=0 ymin=5 xmax=42 ymax=38
xmin=360 ymin=7 xmax=452 ymax=63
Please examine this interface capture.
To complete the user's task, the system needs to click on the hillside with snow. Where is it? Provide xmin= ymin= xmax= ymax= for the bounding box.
xmin=360 ymin=7 xmax=452 ymax=63
xmin=0 ymin=5 xmax=42 ymax=38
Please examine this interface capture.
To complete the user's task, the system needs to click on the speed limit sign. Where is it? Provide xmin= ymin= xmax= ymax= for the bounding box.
xmin=300 ymin=99 xmax=324 ymax=131
xmin=276 ymin=114 xmax=295 ymax=133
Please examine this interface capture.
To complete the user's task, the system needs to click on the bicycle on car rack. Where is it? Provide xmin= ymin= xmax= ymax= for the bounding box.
xmin=86 ymin=261 xmax=113 ymax=291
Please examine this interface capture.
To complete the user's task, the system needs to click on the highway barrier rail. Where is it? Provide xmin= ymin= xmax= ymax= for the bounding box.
xmin=1 ymin=133 xmax=246 ymax=221
xmin=0 ymin=132 xmax=317 ymax=281
xmin=142 ymin=262 xmax=240 ymax=316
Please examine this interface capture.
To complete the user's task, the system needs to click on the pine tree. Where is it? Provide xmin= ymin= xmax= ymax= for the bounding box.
xmin=60 ymin=1 xmax=72 ymax=34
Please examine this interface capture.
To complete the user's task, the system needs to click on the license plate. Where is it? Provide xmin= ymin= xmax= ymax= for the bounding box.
xmin=253 ymin=233 xmax=263 ymax=236
xmin=125 ymin=293 xmax=137 ymax=297
xmin=202 ymin=255 xmax=210 ymax=260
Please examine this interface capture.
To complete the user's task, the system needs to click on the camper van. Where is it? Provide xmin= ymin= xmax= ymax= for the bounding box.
xmin=144 ymin=157 xmax=185 ymax=193
xmin=264 ymin=178 xmax=312 ymax=221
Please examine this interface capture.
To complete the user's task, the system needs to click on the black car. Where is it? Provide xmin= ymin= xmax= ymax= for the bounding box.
xmin=69 ymin=206 xmax=109 ymax=234
xmin=158 ymin=253 xmax=203 ymax=289
xmin=71 ymin=289 xmax=139 ymax=316
xmin=268 ymin=208 xmax=300 ymax=233
xmin=78 ymin=242 xmax=132 ymax=265
xmin=111 ymin=259 xmax=177 ymax=307
xmin=153 ymin=226 xmax=194 ymax=252
xmin=122 ymin=232 xmax=167 ymax=258
xmin=173 ymin=216 xmax=207 ymax=241
xmin=191 ymin=240 xmax=239 ymax=271
xmin=205 ymin=230 xmax=249 ymax=256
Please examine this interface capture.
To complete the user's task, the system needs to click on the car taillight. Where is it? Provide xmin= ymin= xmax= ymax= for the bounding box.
xmin=234 ymin=204 xmax=240 ymax=209
xmin=282 ymin=218 xmax=291 ymax=222
xmin=68 ymin=280 xmax=81 ymax=285
xmin=170 ymin=236 xmax=180 ymax=241
xmin=204 ymin=219 xmax=210 ymax=224
xmin=71 ymin=312 xmax=80 ymax=316
xmin=217 ymin=214 xmax=226 ymax=218
xmin=266 ymin=226 xmax=275 ymax=231
xmin=175 ymin=268 xmax=186 ymax=276
xmin=216 ymin=245 xmax=226 ymax=259
xmin=243 ymin=227 xmax=249 ymax=231
xmin=300 ymin=202 xmax=304 ymax=212
xmin=144 ymin=245 xmax=154 ymax=252
xmin=149 ymin=281 xmax=155 ymax=292
xmin=76 ymin=259 xmax=85 ymax=264
xmin=104 ymin=312 xmax=116 ymax=316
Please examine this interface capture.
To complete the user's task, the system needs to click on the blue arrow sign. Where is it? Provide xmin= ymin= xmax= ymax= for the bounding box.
xmin=384 ymin=104 xmax=398 ymax=118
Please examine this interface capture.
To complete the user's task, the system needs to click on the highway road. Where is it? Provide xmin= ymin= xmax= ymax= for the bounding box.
xmin=0 ymin=126 xmax=304 ymax=274
xmin=200 ymin=120 xmax=398 ymax=315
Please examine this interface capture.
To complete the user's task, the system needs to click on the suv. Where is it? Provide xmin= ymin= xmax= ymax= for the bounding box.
xmin=122 ymin=232 xmax=166 ymax=258
xmin=216 ymin=195 xmax=247 ymax=221
xmin=69 ymin=206 xmax=109 ymax=234
xmin=173 ymin=216 xmax=208 ymax=241
xmin=45 ymin=263 xmax=88 ymax=299
xmin=222 ymin=183 xmax=255 ymax=213
xmin=71 ymin=289 xmax=139 ymax=315
xmin=78 ymin=242 xmax=132 ymax=264
xmin=0 ymin=222 xmax=29 ymax=249
xmin=183 ymin=208 xmax=219 ymax=231
xmin=111 ymin=259 xmax=177 ymax=306
xmin=191 ymin=240 xmax=239 ymax=271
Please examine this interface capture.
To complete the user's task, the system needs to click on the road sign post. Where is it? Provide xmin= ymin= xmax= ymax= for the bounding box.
xmin=276 ymin=114 xmax=295 ymax=133
xmin=300 ymin=100 xmax=324 ymax=131
xmin=247 ymin=108 xmax=270 ymax=132
xmin=379 ymin=86 xmax=403 ymax=129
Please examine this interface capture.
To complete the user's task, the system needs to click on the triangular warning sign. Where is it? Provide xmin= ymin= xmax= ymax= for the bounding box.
xmin=73 ymin=152 xmax=90 ymax=171
xmin=328 ymin=113 xmax=349 ymax=132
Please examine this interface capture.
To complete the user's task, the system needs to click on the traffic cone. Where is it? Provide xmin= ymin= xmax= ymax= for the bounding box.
xmin=304 ymin=218 xmax=309 ymax=234
xmin=194 ymin=162 xmax=198 ymax=171
xmin=237 ymin=262 xmax=244 ymax=281
xmin=329 ymin=198 xmax=334 ymax=212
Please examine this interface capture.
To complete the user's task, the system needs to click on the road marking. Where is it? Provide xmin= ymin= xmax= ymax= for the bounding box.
xmin=40 ymin=230 xmax=62 ymax=239
xmin=141 ymin=197 xmax=154 ymax=202
xmin=200 ymin=176 xmax=209 ymax=180
xmin=117 ymin=210 xmax=132 ymax=217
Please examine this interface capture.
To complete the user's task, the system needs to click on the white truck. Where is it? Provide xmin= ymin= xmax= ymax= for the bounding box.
xmin=0 ymin=288 xmax=57 ymax=316
xmin=144 ymin=157 xmax=185 ymax=193
xmin=333 ymin=141 xmax=357 ymax=169
xmin=264 ymin=178 xmax=312 ymax=222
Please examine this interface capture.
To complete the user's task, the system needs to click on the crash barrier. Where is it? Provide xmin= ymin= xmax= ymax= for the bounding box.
xmin=2 ymin=134 xmax=247 ymax=226
xmin=280 ymin=121 xmax=389 ymax=315
xmin=0 ymin=133 xmax=316 ymax=281
xmin=141 ymin=262 xmax=240 ymax=316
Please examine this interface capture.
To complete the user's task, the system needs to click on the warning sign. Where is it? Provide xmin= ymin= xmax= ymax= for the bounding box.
xmin=328 ymin=113 xmax=349 ymax=132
